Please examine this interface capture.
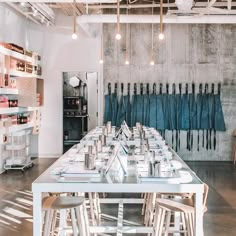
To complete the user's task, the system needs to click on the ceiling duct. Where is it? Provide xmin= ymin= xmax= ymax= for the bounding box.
xmin=77 ymin=14 xmax=236 ymax=24
xmin=175 ymin=0 xmax=194 ymax=12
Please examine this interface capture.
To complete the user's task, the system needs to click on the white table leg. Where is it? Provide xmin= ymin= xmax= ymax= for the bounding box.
xmin=33 ymin=192 xmax=42 ymax=236
xmin=195 ymin=191 xmax=203 ymax=236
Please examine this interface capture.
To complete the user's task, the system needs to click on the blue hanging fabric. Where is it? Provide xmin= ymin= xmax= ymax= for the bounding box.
xmin=131 ymin=84 xmax=138 ymax=127
xmin=149 ymin=84 xmax=157 ymax=129
xmin=201 ymin=84 xmax=210 ymax=149
xmin=136 ymin=95 xmax=144 ymax=124
xmin=143 ymin=84 xmax=150 ymax=126
xmin=168 ymin=95 xmax=176 ymax=130
xmin=143 ymin=94 xmax=150 ymax=126
xmin=189 ymin=84 xmax=197 ymax=150
xmin=196 ymin=84 xmax=203 ymax=151
xmin=104 ymin=83 xmax=112 ymax=124
xmin=116 ymin=83 xmax=125 ymax=127
xmin=208 ymin=84 xmax=215 ymax=150
xmin=214 ymin=94 xmax=226 ymax=131
xmin=124 ymin=83 xmax=131 ymax=127
xmin=136 ymin=84 xmax=145 ymax=125
xmin=111 ymin=84 xmax=119 ymax=126
xmin=181 ymin=94 xmax=190 ymax=130
xmin=156 ymin=95 xmax=165 ymax=130
xmin=175 ymin=84 xmax=182 ymax=151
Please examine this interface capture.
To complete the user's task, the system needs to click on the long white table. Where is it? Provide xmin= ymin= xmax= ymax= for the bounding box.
xmin=32 ymin=127 xmax=204 ymax=236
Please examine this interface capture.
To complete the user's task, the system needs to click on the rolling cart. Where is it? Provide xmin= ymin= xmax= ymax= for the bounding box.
xmin=4 ymin=129 xmax=34 ymax=173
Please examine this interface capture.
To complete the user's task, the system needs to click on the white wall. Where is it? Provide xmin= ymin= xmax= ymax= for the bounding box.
xmin=0 ymin=3 xmax=32 ymax=48
xmin=29 ymin=27 xmax=102 ymax=157
xmin=0 ymin=3 xmax=102 ymax=158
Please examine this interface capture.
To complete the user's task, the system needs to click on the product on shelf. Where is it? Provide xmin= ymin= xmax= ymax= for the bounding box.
xmin=0 ymin=96 xmax=8 ymax=108
xmin=25 ymin=63 xmax=33 ymax=74
xmin=24 ymin=50 xmax=33 ymax=57
xmin=8 ymin=43 xmax=24 ymax=54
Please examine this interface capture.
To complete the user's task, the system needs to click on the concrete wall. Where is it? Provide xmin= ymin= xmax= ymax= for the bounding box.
xmin=103 ymin=23 xmax=236 ymax=161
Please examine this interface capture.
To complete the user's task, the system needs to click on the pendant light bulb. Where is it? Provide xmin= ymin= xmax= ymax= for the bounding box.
xmin=20 ymin=2 xmax=25 ymax=6
xmin=72 ymin=33 xmax=78 ymax=40
xmin=125 ymin=60 xmax=129 ymax=65
xmin=99 ymin=59 xmax=104 ymax=64
xmin=159 ymin=33 xmax=165 ymax=40
xmin=150 ymin=60 xmax=155 ymax=66
xmin=115 ymin=33 xmax=121 ymax=40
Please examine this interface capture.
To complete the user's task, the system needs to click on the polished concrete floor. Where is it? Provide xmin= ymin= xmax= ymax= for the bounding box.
xmin=0 ymin=159 xmax=236 ymax=236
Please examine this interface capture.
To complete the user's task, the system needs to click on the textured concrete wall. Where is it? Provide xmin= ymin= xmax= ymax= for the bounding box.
xmin=103 ymin=23 xmax=236 ymax=161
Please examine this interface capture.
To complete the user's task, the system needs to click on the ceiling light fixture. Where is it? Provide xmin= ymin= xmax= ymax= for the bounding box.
xmin=72 ymin=0 xmax=78 ymax=40
xmin=159 ymin=0 xmax=164 ymax=40
xmin=125 ymin=2 xmax=129 ymax=65
xmin=115 ymin=0 xmax=121 ymax=40
xmin=20 ymin=2 xmax=25 ymax=7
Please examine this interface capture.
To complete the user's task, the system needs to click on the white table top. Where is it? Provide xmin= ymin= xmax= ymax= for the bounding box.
xmin=32 ymin=126 xmax=203 ymax=194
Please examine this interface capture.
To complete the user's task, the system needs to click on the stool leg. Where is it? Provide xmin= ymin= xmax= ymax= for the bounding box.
xmin=164 ymin=210 xmax=171 ymax=236
xmin=43 ymin=210 xmax=54 ymax=236
xmin=180 ymin=212 xmax=187 ymax=236
xmin=51 ymin=210 xmax=58 ymax=236
xmin=58 ymin=209 xmax=67 ymax=236
xmin=70 ymin=208 xmax=78 ymax=236
xmin=142 ymin=193 xmax=147 ymax=215
xmin=158 ymin=208 xmax=166 ymax=236
xmin=88 ymin=193 xmax=96 ymax=227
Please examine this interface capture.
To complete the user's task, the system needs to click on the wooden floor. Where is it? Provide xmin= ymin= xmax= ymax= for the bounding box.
xmin=0 ymin=158 xmax=236 ymax=236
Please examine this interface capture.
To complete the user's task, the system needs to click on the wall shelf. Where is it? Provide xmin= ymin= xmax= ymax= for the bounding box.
xmin=0 ymin=88 xmax=18 ymax=95
xmin=0 ymin=46 xmax=32 ymax=63
xmin=0 ymin=107 xmax=37 ymax=115
xmin=0 ymin=123 xmax=34 ymax=135
xmin=9 ymin=69 xmax=42 ymax=79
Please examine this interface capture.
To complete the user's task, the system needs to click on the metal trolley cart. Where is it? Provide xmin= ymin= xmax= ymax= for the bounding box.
xmin=4 ymin=129 xmax=34 ymax=173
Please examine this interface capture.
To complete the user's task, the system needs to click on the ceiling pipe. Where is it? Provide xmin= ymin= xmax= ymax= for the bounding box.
xmin=1 ymin=0 xmax=118 ymax=3
xmin=77 ymin=14 xmax=236 ymax=24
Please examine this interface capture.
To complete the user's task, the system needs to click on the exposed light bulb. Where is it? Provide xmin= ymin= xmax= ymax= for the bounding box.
xmin=99 ymin=59 xmax=104 ymax=64
xmin=72 ymin=33 xmax=78 ymax=39
xmin=150 ymin=60 xmax=155 ymax=65
xmin=159 ymin=33 xmax=165 ymax=40
xmin=125 ymin=60 xmax=129 ymax=65
xmin=115 ymin=33 xmax=121 ymax=40
xmin=20 ymin=2 xmax=25 ymax=6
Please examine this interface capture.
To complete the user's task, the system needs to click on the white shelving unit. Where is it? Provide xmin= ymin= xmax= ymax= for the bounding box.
xmin=0 ymin=44 xmax=43 ymax=173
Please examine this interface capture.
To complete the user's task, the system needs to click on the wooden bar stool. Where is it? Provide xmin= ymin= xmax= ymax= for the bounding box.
xmin=152 ymin=183 xmax=209 ymax=236
xmin=42 ymin=196 xmax=90 ymax=236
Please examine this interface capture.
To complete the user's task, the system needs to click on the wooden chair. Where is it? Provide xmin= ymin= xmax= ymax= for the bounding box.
xmin=42 ymin=196 xmax=90 ymax=236
xmin=152 ymin=183 xmax=209 ymax=236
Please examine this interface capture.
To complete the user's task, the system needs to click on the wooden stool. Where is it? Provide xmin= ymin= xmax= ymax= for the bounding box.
xmin=142 ymin=192 xmax=193 ymax=227
xmin=42 ymin=196 xmax=89 ymax=236
xmin=152 ymin=183 xmax=209 ymax=236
